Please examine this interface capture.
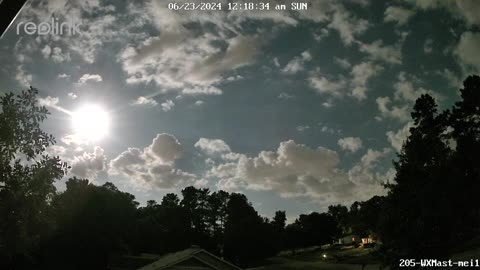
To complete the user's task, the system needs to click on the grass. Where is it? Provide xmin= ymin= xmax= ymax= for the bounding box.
xmin=250 ymin=245 xmax=386 ymax=270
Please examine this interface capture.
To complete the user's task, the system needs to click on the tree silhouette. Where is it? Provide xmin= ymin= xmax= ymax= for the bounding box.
xmin=0 ymin=87 xmax=68 ymax=268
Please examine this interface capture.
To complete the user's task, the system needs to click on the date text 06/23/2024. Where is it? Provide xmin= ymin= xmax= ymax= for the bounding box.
xmin=167 ymin=2 xmax=309 ymax=11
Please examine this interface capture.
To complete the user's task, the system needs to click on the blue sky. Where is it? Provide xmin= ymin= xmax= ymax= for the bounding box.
xmin=1 ymin=0 xmax=479 ymax=220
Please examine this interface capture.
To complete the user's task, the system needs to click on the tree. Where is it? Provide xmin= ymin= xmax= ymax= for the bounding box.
xmin=0 ymin=87 xmax=68 ymax=268
xmin=45 ymin=179 xmax=139 ymax=270
xmin=378 ymin=76 xmax=480 ymax=267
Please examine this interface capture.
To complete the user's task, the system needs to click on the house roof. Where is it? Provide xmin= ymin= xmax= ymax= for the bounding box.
xmin=136 ymin=247 xmax=243 ymax=270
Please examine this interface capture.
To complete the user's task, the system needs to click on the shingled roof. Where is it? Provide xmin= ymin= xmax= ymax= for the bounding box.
xmin=136 ymin=247 xmax=243 ymax=270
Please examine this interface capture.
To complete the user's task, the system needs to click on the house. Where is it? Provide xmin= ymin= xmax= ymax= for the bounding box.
xmin=361 ymin=235 xmax=377 ymax=246
xmin=336 ymin=234 xmax=360 ymax=245
xmin=109 ymin=247 xmax=243 ymax=270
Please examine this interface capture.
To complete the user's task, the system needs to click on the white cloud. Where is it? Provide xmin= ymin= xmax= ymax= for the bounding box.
xmin=278 ymin=92 xmax=294 ymax=99
xmin=384 ymin=6 xmax=414 ymax=26
xmin=161 ymin=100 xmax=175 ymax=112
xmin=334 ymin=57 xmax=351 ymax=69
xmin=78 ymin=73 xmax=103 ymax=84
xmin=195 ymin=100 xmax=204 ymax=106
xmin=338 ymin=137 xmax=363 ymax=153
xmin=454 ymin=31 xmax=480 ymax=73
xmin=67 ymin=92 xmax=78 ymax=99
xmin=350 ymin=62 xmax=384 ymax=100
xmin=195 ymin=138 xmax=231 ymax=155
xmin=393 ymin=72 xmax=443 ymax=102
xmin=358 ymin=40 xmax=402 ymax=64
xmin=38 ymin=96 xmax=59 ymax=107
xmin=208 ymin=140 xmax=389 ymax=205
xmin=182 ymin=86 xmax=223 ymax=96
xmin=58 ymin=73 xmax=71 ymax=79
xmin=386 ymin=122 xmax=414 ymax=152
xmin=327 ymin=4 xmax=369 ymax=45
xmin=376 ymin=96 xmax=410 ymax=122
xmin=70 ymin=146 xmax=106 ymax=179
xmin=347 ymin=148 xmax=391 ymax=185
xmin=131 ymin=96 xmax=158 ymax=107
xmin=41 ymin=45 xmax=51 ymax=59
xmin=282 ymin=51 xmax=312 ymax=74
xmin=309 ymin=75 xmax=347 ymax=97
xmin=109 ymin=134 xmax=195 ymax=189
xmin=296 ymin=125 xmax=310 ymax=132
xmin=51 ymin=47 xmax=71 ymax=63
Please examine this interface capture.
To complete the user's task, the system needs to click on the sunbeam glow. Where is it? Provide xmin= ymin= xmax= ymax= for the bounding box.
xmin=71 ymin=104 xmax=110 ymax=142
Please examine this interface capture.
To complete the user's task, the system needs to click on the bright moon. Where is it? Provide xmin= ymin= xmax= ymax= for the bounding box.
xmin=72 ymin=105 xmax=110 ymax=141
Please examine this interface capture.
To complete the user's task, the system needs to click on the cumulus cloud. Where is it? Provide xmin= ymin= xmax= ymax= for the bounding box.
xmin=131 ymin=96 xmax=158 ymax=107
xmin=38 ymin=96 xmax=59 ymax=107
xmin=109 ymin=134 xmax=195 ymax=189
xmin=350 ymin=62 xmax=384 ymax=100
xmin=327 ymin=4 xmax=369 ymax=45
xmin=282 ymin=51 xmax=312 ymax=74
xmin=309 ymin=75 xmax=347 ymax=97
xmin=161 ymin=100 xmax=175 ymax=112
xmin=338 ymin=137 xmax=363 ymax=153
xmin=119 ymin=32 xmax=259 ymax=94
xmin=78 ymin=73 xmax=103 ymax=84
xmin=454 ymin=31 xmax=480 ymax=73
xmin=376 ymin=96 xmax=410 ymax=122
xmin=386 ymin=122 xmax=414 ymax=152
xmin=358 ymin=40 xmax=402 ymax=64
xmin=334 ymin=57 xmax=351 ymax=69
xmin=384 ymin=6 xmax=414 ymax=26
xmin=195 ymin=138 xmax=231 ymax=155
xmin=70 ymin=146 xmax=106 ymax=179
xmin=207 ymin=140 xmax=389 ymax=205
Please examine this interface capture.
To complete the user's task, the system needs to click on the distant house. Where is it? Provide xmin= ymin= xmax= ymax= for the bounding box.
xmin=336 ymin=234 xmax=360 ymax=245
xmin=361 ymin=235 xmax=377 ymax=246
xmin=109 ymin=247 xmax=243 ymax=270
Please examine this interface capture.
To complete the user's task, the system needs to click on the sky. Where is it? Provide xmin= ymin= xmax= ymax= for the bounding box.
xmin=0 ymin=0 xmax=479 ymax=220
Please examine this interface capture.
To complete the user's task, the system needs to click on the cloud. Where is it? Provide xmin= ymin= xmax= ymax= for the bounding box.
xmin=384 ymin=6 xmax=414 ymax=26
xmin=454 ymin=31 xmax=480 ymax=73
xmin=70 ymin=146 xmax=106 ymax=179
xmin=195 ymin=138 xmax=231 ymax=155
xmin=358 ymin=40 xmax=402 ymax=64
xmin=393 ymin=72 xmax=443 ymax=102
xmin=78 ymin=73 xmax=103 ymax=84
xmin=338 ymin=137 xmax=363 ymax=153
xmin=38 ymin=96 xmax=59 ymax=107
xmin=119 ymin=33 xmax=260 ymax=93
xmin=347 ymin=148 xmax=392 ymax=185
xmin=41 ymin=45 xmax=51 ymax=59
xmin=131 ymin=96 xmax=158 ymax=107
xmin=282 ymin=51 xmax=312 ymax=74
xmin=58 ymin=73 xmax=71 ymax=79
xmin=161 ymin=100 xmax=175 ymax=112
xmin=181 ymin=86 xmax=223 ymax=96
xmin=334 ymin=57 xmax=351 ymax=69
xmin=327 ymin=4 xmax=369 ymax=45
xmin=412 ymin=0 xmax=480 ymax=26
xmin=109 ymin=134 xmax=195 ymax=189
xmin=278 ymin=92 xmax=294 ymax=99
xmin=386 ymin=122 xmax=414 ymax=152
xmin=309 ymin=75 xmax=347 ymax=97
xmin=350 ymin=62 xmax=384 ymax=100
xmin=208 ymin=140 xmax=389 ymax=205
xmin=68 ymin=92 xmax=78 ymax=99
xmin=296 ymin=125 xmax=311 ymax=132
xmin=376 ymin=96 xmax=410 ymax=122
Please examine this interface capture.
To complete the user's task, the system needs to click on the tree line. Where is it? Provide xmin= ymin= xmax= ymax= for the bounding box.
xmin=1 ymin=75 xmax=479 ymax=269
